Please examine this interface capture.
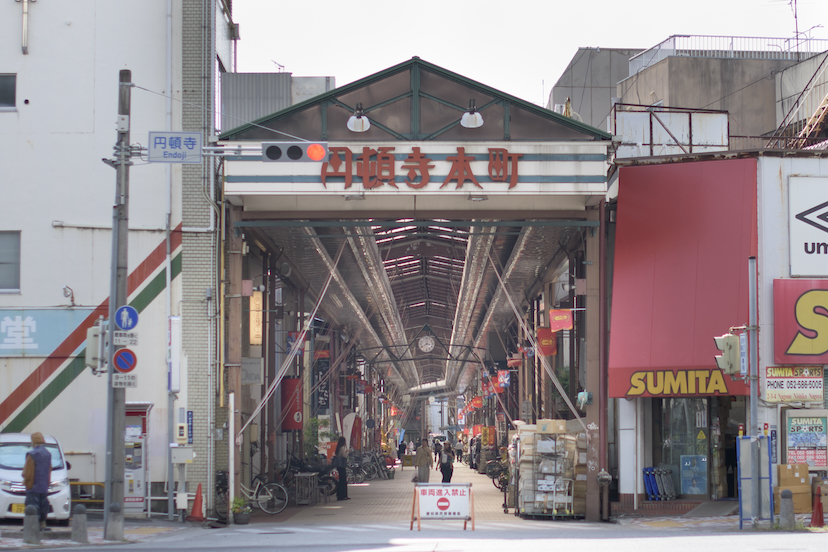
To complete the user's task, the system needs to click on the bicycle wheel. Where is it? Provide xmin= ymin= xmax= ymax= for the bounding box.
xmin=256 ymin=482 xmax=288 ymax=514
xmin=319 ymin=475 xmax=337 ymax=496
xmin=214 ymin=488 xmax=228 ymax=520
xmin=348 ymin=467 xmax=365 ymax=484
xmin=485 ymin=461 xmax=502 ymax=479
xmin=493 ymin=471 xmax=509 ymax=490
xmin=362 ymin=463 xmax=377 ymax=480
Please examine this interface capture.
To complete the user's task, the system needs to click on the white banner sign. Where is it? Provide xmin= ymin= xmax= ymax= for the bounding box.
xmin=413 ymin=483 xmax=472 ymax=524
xmin=789 ymin=177 xmax=828 ymax=277
xmin=113 ymin=373 xmax=138 ymax=388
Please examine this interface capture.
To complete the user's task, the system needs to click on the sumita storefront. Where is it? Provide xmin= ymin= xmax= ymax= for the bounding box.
xmin=609 ymin=153 xmax=828 ymax=510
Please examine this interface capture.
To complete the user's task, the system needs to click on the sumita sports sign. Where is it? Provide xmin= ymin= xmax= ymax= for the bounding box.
xmin=224 ymin=142 xmax=607 ymax=196
xmin=774 ymin=279 xmax=828 ymax=365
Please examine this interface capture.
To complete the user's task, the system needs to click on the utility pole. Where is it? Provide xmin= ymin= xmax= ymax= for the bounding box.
xmin=104 ymin=69 xmax=131 ymax=540
xmin=749 ymin=257 xmax=760 ymax=528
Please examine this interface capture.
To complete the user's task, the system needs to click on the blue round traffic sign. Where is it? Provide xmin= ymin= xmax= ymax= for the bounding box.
xmin=113 ymin=348 xmax=137 ymax=373
xmin=115 ymin=305 xmax=139 ymax=330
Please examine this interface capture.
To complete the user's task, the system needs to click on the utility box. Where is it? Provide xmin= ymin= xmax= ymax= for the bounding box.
xmin=171 ymin=446 xmax=194 ymax=464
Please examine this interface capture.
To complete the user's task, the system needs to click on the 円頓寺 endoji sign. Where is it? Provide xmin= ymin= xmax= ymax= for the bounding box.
xmin=148 ymin=132 xmax=202 ymax=164
xmin=789 ymin=176 xmax=828 ymax=277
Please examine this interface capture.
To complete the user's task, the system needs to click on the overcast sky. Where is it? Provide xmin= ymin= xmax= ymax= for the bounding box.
xmin=232 ymin=0 xmax=828 ymax=106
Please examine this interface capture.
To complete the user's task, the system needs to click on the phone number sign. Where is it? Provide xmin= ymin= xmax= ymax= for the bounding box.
xmin=764 ymin=366 xmax=824 ymax=403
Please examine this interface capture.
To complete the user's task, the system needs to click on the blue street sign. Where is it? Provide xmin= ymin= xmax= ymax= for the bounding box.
xmin=115 ymin=305 xmax=139 ymax=331
xmin=113 ymin=348 xmax=137 ymax=373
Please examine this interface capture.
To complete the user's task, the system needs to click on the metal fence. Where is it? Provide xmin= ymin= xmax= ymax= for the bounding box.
xmin=630 ymin=35 xmax=828 ymax=74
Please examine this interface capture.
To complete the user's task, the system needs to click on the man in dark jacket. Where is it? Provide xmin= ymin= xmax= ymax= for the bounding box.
xmin=22 ymin=432 xmax=52 ymax=531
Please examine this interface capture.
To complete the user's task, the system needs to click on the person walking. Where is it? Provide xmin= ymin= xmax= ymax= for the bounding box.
xmin=413 ymin=438 xmax=432 ymax=483
xmin=397 ymin=439 xmax=407 ymax=470
xmin=439 ymin=442 xmax=455 ymax=483
xmin=333 ymin=437 xmax=350 ymax=500
xmin=22 ymin=432 xmax=51 ymax=531
xmin=433 ymin=439 xmax=441 ymax=464
xmin=455 ymin=437 xmax=463 ymax=464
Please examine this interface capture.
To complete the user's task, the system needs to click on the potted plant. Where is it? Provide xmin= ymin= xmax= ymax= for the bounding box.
xmin=230 ymin=497 xmax=252 ymax=524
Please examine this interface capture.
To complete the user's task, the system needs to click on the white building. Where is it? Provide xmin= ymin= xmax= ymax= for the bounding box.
xmin=0 ymin=0 xmax=234 ymax=515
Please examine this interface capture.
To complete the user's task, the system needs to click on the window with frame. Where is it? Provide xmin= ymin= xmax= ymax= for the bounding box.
xmin=0 ymin=231 xmax=21 ymax=291
xmin=0 ymin=75 xmax=15 ymax=110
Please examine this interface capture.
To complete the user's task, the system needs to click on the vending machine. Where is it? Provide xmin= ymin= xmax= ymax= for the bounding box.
xmin=124 ymin=410 xmax=150 ymax=515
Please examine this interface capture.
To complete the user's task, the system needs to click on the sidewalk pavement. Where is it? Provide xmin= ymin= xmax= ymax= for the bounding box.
xmin=1 ymin=461 xmax=824 ymax=547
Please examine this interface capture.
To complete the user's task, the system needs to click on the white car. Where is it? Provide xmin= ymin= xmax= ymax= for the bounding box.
xmin=0 ymin=433 xmax=71 ymax=522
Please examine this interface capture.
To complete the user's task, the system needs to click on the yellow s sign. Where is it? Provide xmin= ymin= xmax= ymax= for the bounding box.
xmin=786 ymin=290 xmax=828 ymax=356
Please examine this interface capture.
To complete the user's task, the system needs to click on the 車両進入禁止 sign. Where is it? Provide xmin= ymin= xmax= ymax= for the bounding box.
xmin=410 ymin=483 xmax=474 ymax=531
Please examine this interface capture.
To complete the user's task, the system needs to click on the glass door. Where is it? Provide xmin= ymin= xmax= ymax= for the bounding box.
xmin=656 ymin=397 xmax=709 ymax=496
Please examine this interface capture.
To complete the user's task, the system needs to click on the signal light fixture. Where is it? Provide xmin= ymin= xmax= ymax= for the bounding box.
xmin=262 ymin=141 xmax=329 ymax=162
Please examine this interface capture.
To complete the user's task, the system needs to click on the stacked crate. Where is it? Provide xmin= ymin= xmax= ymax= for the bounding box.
xmin=516 ymin=424 xmax=536 ymax=513
xmin=515 ymin=420 xmax=591 ymax=517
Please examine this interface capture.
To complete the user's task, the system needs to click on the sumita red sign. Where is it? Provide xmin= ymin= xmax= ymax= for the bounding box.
xmin=774 ymin=279 xmax=828 ymax=364
xmin=321 ymin=146 xmax=522 ymax=190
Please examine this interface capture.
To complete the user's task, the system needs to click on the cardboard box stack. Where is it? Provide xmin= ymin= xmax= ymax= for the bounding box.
xmin=515 ymin=419 xmax=589 ymax=516
xmin=516 ymin=424 xmax=536 ymax=513
xmin=774 ymin=463 xmax=811 ymax=514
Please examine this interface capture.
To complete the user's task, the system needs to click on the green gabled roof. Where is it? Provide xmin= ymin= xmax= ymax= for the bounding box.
xmin=219 ymin=57 xmax=612 ymax=142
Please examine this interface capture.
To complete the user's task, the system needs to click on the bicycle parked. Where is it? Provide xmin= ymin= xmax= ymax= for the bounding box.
xmin=214 ymin=469 xmax=288 ymax=519
xmin=485 ymin=457 xmax=510 ymax=490
xmin=277 ymin=453 xmax=338 ymax=498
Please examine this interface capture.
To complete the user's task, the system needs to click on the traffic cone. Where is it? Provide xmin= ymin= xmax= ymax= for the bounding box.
xmin=809 ymin=485 xmax=824 ymax=528
xmin=186 ymin=483 xmax=205 ymax=522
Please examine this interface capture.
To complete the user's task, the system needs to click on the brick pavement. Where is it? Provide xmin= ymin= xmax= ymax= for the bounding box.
xmin=251 ymin=460 xmax=511 ymax=526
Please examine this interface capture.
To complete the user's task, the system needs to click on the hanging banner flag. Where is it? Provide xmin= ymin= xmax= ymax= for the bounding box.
xmin=355 ymin=379 xmax=369 ymax=394
xmin=473 ymin=424 xmax=482 ymax=436
xmin=498 ymin=370 xmax=511 ymax=388
xmin=492 ymin=379 xmax=503 ymax=393
xmin=388 ymin=405 xmax=399 ymax=416
xmin=472 ymin=396 xmax=483 ymax=408
xmin=537 ymin=327 xmax=557 ymax=356
xmin=281 ymin=378 xmax=303 ymax=430
xmin=549 ymin=309 xmax=573 ymax=332
xmin=507 ymin=358 xmax=521 ymax=368
xmin=287 ymin=331 xmax=305 ymax=356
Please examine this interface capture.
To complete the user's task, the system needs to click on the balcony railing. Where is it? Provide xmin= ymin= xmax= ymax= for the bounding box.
xmin=629 ymin=35 xmax=828 ymax=74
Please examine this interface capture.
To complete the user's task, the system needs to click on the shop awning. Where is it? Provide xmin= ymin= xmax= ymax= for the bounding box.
xmin=608 ymin=158 xmax=757 ymax=398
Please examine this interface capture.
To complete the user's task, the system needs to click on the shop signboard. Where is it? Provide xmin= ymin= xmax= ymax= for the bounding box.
xmin=784 ymin=411 xmax=827 ymax=468
xmin=764 ymin=366 xmax=824 ymax=403
xmin=281 ymin=378 xmax=303 ymax=430
xmin=773 ymin=279 xmax=828 ymax=365
xmin=788 ymin=176 xmax=828 ymax=277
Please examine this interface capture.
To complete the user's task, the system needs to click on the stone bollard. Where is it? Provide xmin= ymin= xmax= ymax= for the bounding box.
xmin=23 ymin=505 xmax=40 ymax=545
xmin=779 ymin=489 xmax=796 ymax=530
xmin=104 ymin=502 xmax=124 ymax=541
xmin=71 ymin=504 xmax=88 ymax=543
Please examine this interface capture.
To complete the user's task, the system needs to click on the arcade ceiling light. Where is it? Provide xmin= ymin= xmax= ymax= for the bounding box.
xmin=347 ymin=103 xmax=371 ymax=132
xmin=460 ymin=99 xmax=484 ymax=129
